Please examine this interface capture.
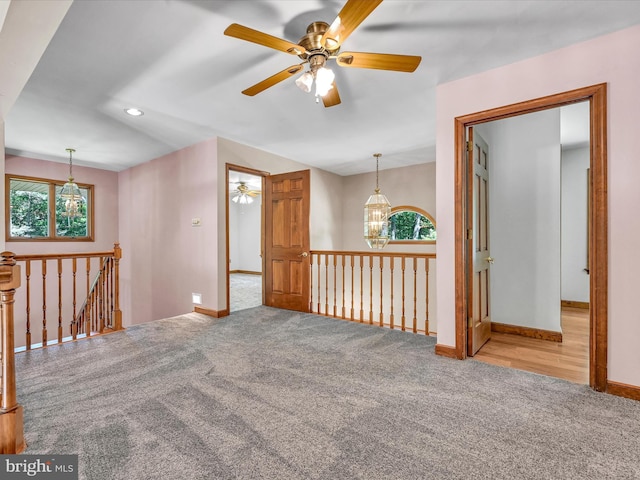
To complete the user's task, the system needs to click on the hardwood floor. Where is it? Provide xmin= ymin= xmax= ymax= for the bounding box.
xmin=473 ymin=307 xmax=589 ymax=384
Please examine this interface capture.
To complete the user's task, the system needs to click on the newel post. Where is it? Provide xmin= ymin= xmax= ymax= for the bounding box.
xmin=0 ymin=251 xmax=26 ymax=453
xmin=113 ymin=243 xmax=123 ymax=331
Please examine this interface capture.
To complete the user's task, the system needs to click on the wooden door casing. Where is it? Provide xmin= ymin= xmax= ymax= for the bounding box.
xmin=452 ymin=84 xmax=607 ymax=393
xmin=264 ymin=170 xmax=310 ymax=312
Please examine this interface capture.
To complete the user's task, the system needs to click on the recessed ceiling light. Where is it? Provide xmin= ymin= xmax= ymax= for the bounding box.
xmin=124 ymin=108 xmax=144 ymax=117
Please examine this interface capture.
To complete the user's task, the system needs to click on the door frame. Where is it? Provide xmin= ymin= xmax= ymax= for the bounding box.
xmin=453 ymin=83 xmax=608 ymax=391
xmin=225 ymin=163 xmax=269 ymax=313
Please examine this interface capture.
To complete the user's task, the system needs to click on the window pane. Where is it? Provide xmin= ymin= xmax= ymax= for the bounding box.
xmin=389 ymin=211 xmax=436 ymax=241
xmin=55 ymin=185 xmax=89 ymax=237
xmin=9 ymin=179 xmax=49 ymax=237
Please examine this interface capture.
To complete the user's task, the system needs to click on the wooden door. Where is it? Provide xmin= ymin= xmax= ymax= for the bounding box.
xmin=468 ymin=128 xmax=492 ymax=355
xmin=264 ymin=170 xmax=310 ymax=312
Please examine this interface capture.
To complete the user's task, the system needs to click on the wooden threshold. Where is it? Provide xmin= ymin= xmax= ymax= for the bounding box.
xmin=230 ymin=270 xmax=262 ymax=275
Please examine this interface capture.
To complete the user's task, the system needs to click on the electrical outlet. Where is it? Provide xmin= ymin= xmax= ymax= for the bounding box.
xmin=192 ymin=293 xmax=202 ymax=304
xmin=192 ymin=218 xmax=201 ymax=227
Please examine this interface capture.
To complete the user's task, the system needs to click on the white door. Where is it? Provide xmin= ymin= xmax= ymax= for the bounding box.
xmin=468 ymin=128 xmax=492 ymax=356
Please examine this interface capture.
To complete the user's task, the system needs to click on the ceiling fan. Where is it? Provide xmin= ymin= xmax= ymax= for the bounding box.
xmin=224 ymin=0 xmax=421 ymax=107
xmin=231 ymin=182 xmax=261 ymax=204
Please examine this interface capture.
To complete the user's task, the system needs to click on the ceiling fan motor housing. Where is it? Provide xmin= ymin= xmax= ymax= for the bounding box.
xmin=297 ymin=21 xmax=340 ymax=62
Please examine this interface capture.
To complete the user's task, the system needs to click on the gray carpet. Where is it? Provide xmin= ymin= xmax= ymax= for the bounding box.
xmin=230 ymin=273 xmax=262 ymax=312
xmin=15 ymin=307 xmax=640 ymax=480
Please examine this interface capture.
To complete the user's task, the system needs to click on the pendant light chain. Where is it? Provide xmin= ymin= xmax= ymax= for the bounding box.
xmin=374 ymin=153 xmax=381 ymax=193
xmin=66 ymin=148 xmax=76 ymax=181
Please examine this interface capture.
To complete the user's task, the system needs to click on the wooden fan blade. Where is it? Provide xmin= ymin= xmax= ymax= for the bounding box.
xmin=247 ymin=191 xmax=261 ymax=197
xmin=321 ymin=0 xmax=383 ymax=50
xmin=224 ymin=23 xmax=307 ymax=56
xmin=336 ymin=51 xmax=421 ymax=72
xmin=322 ymin=82 xmax=341 ymax=108
xmin=241 ymin=64 xmax=305 ymax=96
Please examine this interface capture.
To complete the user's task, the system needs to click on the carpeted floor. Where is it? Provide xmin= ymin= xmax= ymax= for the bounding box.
xmin=14 ymin=307 xmax=640 ymax=479
xmin=230 ymin=273 xmax=262 ymax=312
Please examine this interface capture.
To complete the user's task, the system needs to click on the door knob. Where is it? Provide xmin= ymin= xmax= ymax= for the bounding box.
xmin=486 ymin=256 xmax=494 ymax=264
xmin=298 ymin=252 xmax=308 ymax=258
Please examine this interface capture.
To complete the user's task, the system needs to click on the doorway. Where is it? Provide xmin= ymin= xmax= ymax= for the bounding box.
xmin=454 ymin=84 xmax=608 ymax=392
xmin=226 ymin=164 xmax=268 ymax=313
xmin=469 ymin=103 xmax=590 ymax=384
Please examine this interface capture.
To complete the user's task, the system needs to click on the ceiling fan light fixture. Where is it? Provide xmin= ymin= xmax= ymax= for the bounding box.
xmin=315 ymin=67 xmax=335 ymax=97
xmin=295 ymin=71 xmax=313 ymax=93
xmin=232 ymin=194 xmax=254 ymax=205
xmin=231 ymin=182 xmax=259 ymax=205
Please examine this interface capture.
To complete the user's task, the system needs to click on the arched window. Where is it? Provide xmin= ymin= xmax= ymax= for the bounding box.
xmin=388 ymin=206 xmax=436 ymax=243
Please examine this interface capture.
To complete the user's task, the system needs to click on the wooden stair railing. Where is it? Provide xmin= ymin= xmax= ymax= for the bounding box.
xmin=0 ymin=251 xmax=25 ymax=453
xmin=310 ymin=250 xmax=435 ymax=335
xmin=13 ymin=243 xmax=123 ymax=351
xmin=73 ymin=244 xmax=122 ymax=338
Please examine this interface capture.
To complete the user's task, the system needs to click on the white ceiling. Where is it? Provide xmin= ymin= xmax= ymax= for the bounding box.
xmin=4 ymin=0 xmax=640 ymax=176
xmin=229 ymin=171 xmax=262 ymax=191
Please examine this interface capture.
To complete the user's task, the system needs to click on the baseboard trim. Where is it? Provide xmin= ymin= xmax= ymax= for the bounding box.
xmin=194 ymin=306 xmax=229 ymax=318
xmin=435 ymin=344 xmax=460 ymax=359
xmin=561 ymin=300 xmax=589 ymax=310
xmin=606 ymin=381 xmax=640 ymax=401
xmin=230 ymin=270 xmax=262 ymax=275
xmin=491 ymin=322 xmax=562 ymax=342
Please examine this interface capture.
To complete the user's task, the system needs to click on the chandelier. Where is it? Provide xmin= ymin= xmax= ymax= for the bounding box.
xmin=59 ymin=148 xmax=84 ymax=218
xmin=364 ymin=153 xmax=391 ymax=249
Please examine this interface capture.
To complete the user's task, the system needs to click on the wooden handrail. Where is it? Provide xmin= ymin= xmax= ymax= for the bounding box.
xmin=310 ymin=249 xmax=435 ymax=259
xmin=13 ymin=251 xmax=116 ymax=261
xmin=309 ymin=250 xmax=435 ymax=335
xmin=0 ymin=251 xmax=26 ymax=453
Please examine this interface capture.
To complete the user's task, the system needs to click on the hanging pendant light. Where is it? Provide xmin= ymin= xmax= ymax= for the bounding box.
xmin=364 ymin=153 xmax=391 ymax=249
xmin=59 ymin=148 xmax=84 ymax=218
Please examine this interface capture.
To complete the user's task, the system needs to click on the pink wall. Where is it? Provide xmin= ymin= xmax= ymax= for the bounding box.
xmin=118 ymin=138 xmax=219 ymax=325
xmin=436 ymin=25 xmax=640 ymax=386
xmin=4 ymin=154 xmax=119 ymax=254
